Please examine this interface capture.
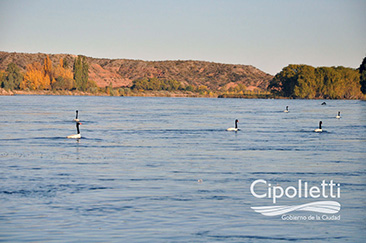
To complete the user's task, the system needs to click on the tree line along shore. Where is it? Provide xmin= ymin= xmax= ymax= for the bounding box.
xmin=1 ymin=54 xmax=365 ymax=99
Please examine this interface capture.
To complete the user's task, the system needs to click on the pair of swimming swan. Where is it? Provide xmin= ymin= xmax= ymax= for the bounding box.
xmin=67 ymin=110 xmax=82 ymax=139
xmin=314 ymin=111 xmax=340 ymax=133
xmin=284 ymin=106 xmax=340 ymax=117
xmin=226 ymin=119 xmax=324 ymax=133
xmin=312 ymin=111 xmax=340 ymax=133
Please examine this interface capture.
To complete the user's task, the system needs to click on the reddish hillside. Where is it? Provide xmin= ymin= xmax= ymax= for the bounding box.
xmin=0 ymin=51 xmax=273 ymax=90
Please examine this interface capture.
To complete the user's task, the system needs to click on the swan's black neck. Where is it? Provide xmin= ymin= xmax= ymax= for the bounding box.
xmin=319 ymin=121 xmax=322 ymax=129
xmin=286 ymin=106 xmax=288 ymax=111
xmin=235 ymin=120 xmax=238 ymax=129
xmin=76 ymin=122 xmax=80 ymax=134
xmin=76 ymin=110 xmax=78 ymax=119
xmin=338 ymin=111 xmax=340 ymax=116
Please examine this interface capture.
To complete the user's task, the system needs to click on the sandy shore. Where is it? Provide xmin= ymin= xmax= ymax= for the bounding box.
xmin=0 ymin=88 xmax=211 ymax=98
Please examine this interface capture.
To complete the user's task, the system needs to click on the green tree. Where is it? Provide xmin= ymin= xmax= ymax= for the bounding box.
xmin=131 ymin=78 xmax=147 ymax=90
xmin=169 ymin=79 xmax=181 ymax=90
xmin=81 ymin=57 xmax=89 ymax=91
xmin=52 ymin=76 xmax=75 ymax=90
xmin=269 ymin=65 xmax=303 ymax=97
xmin=315 ymin=67 xmax=328 ymax=97
xmin=73 ymin=56 xmax=89 ymax=91
xmin=2 ymin=63 xmax=23 ymax=90
xmin=0 ymin=71 xmax=5 ymax=87
xmin=73 ymin=56 xmax=82 ymax=90
xmin=185 ymin=85 xmax=194 ymax=91
xmin=63 ymin=58 xmax=69 ymax=69
xmin=341 ymin=67 xmax=362 ymax=99
xmin=359 ymin=56 xmax=366 ymax=94
xmin=293 ymin=66 xmax=317 ymax=98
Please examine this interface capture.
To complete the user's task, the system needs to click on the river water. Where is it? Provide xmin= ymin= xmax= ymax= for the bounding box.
xmin=0 ymin=95 xmax=365 ymax=242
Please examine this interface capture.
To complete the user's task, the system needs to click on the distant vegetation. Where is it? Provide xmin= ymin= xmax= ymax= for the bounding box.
xmin=130 ymin=77 xmax=215 ymax=95
xmin=1 ymin=55 xmax=97 ymax=93
xmin=268 ymin=64 xmax=364 ymax=99
xmin=359 ymin=56 xmax=366 ymax=94
xmin=131 ymin=77 xmax=183 ymax=91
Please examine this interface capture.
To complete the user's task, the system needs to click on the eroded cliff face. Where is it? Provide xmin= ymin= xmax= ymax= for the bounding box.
xmin=0 ymin=51 xmax=273 ymax=89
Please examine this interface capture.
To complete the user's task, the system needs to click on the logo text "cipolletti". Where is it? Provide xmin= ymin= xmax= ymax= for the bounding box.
xmin=250 ymin=179 xmax=340 ymax=203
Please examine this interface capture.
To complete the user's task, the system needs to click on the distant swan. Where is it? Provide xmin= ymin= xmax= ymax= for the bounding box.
xmin=73 ymin=110 xmax=79 ymax=122
xmin=284 ymin=106 xmax=289 ymax=113
xmin=336 ymin=111 xmax=341 ymax=119
xmin=321 ymin=102 xmax=326 ymax=105
xmin=314 ymin=121 xmax=322 ymax=133
xmin=67 ymin=122 xmax=82 ymax=139
xmin=227 ymin=119 xmax=240 ymax=131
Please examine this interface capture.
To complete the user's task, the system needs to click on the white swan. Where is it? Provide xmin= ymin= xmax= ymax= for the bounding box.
xmin=73 ymin=110 xmax=79 ymax=122
xmin=314 ymin=121 xmax=322 ymax=133
xmin=67 ymin=122 xmax=82 ymax=139
xmin=336 ymin=111 xmax=341 ymax=119
xmin=227 ymin=119 xmax=240 ymax=131
xmin=284 ymin=106 xmax=289 ymax=113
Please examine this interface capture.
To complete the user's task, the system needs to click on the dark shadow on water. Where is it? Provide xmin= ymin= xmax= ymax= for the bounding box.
xmin=298 ymin=130 xmax=330 ymax=134
xmin=197 ymin=232 xmax=346 ymax=241
xmin=80 ymin=137 xmax=103 ymax=141
xmin=251 ymin=171 xmax=365 ymax=176
xmin=136 ymin=128 xmax=225 ymax=133
xmin=0 ymin=137 xmax=66 ymax=142
xmin=0 ymin=136 xmax=104 ymax=142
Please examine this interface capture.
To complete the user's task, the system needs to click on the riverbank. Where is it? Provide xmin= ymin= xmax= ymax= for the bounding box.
xmin=0 ymin=88 xmax=260 ymax=98
xmin=0 ymin=89 xmax=106 ymax=96
xmin=1 ymin=88 xmax=364 ymax=100
xmin=0 ymin=88 xmax=212 ymax=98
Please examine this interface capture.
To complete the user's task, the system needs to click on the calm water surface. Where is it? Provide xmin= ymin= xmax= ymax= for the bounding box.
xmin=0 ymin=96 xmax=365 ymax=242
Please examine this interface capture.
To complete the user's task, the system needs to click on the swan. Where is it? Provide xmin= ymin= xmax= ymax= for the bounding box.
xmin=321 ymin=102 xmax=326 ymax=105
xmin=73 ymin=110 xmax=79 ymax=122
xmin=227 ymin=119 xmax=240 ymax=131
xmin=284 ymin=106 xmax=289 ymax=113
xmin=67 ymin=122 xmax=82 ymax=139
xmin=314 ymin=121 xmax=322 ymax=133
xmin=336 ymin=111 xmax=341 ymax=119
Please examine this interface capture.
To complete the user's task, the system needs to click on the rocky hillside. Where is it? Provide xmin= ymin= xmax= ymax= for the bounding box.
xmin=0 ymin=51 xmax=272 ymax=90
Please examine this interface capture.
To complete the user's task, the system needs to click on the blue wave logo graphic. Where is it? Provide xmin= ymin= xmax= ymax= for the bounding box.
xmin=251 ymin=201 xmax=341 ymax=216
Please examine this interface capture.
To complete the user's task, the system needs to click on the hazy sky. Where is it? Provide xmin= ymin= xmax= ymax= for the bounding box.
xmin=1 ymin=0 xmax=365 ymax=74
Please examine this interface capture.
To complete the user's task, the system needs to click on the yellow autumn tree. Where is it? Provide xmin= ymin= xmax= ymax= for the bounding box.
xmin=52 ymin=58 xmax=75 ymax=90
xmin=54 ymin=58 xmax=73 ymax=80
xmin=21 ymin=62 xmax=51 ymax=90
xmin=44 ymin=55 xmax=56 ymax=84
